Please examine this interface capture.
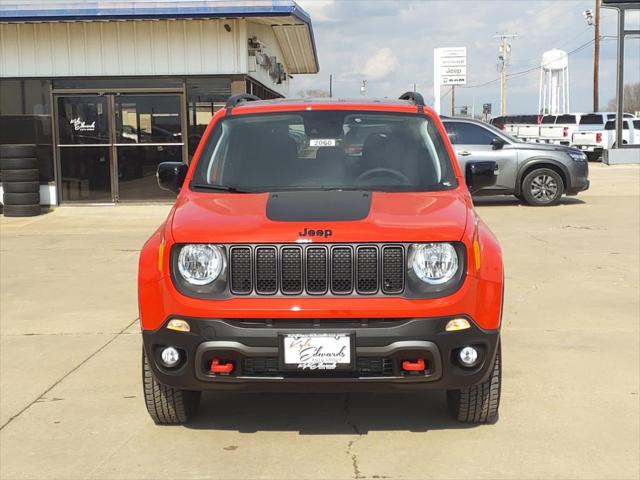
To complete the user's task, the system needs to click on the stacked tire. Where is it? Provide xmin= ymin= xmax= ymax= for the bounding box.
xmin=0 ymin=145 xmax=41 ymax=217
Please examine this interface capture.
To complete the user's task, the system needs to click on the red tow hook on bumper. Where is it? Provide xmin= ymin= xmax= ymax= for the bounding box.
xmin=402 ymin=359 xmax=426 ymax=372
xmin=210 ymin=358 xmax=234 ymax=374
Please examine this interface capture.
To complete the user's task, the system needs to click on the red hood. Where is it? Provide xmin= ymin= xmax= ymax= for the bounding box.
xmin=170 ymin=191 xmax=471 ymax=244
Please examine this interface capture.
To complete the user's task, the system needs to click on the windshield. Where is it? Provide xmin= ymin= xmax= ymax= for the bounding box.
xmin=192 ymin=111 xmax=457 ymax=192
xmin=556 ymin=115 xmax=577 ymax=125
xmin=580 ymin=114 xmax=604 ymax=125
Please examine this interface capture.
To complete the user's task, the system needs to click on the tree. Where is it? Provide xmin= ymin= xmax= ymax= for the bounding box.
xmin=297 ymin=89 xmax=330 ymax=98
xmin=606 ymin=83 xmax=640 ymax=114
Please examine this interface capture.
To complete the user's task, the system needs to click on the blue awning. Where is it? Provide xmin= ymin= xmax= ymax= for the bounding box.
xmin=0 ymin=1 xmax=310 ymax=24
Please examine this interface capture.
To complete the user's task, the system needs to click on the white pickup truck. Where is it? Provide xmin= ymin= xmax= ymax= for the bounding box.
xmin=504 ymin=116 xmax=519 ymax=137
xmin=516 ymin=115 xmax=542 ymax=142
xmin=540 ymin=114 xmax=582 ymax=146
xmin=571 ymin=113 xmax=614 ymax=160
xmin=606 ymin=118 xmax=640 ymax=147
xmin=572 ymin=117 xmax=639 ymax=160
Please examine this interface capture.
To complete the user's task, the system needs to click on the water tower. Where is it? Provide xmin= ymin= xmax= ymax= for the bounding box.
xmin=538 ymin=49 xmax=570 ymax=115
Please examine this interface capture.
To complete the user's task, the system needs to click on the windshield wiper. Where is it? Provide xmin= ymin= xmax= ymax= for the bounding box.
xmin=190 ymin=183 xmax=256 ymax=193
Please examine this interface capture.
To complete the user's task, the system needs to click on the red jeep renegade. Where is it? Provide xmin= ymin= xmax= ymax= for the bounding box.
xmin=139 ymin=92 xmax=504 ymax=425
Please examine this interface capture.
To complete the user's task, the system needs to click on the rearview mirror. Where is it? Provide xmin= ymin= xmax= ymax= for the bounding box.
xmin=466 ymin=161 xmax=498 ymax=193
xmin=157 ymin=162 xmax=188 ymax=194
xmin=491 ymin=138 xmax=505 ymax=150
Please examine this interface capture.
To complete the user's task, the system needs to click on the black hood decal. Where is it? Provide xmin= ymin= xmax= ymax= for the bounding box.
xmin=266 ymin=190 xmax=372 ymax=222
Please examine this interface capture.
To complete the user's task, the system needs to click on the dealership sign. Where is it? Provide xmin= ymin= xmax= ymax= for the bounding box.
xmin=435 ymin=47 xmax=467 ymax=86
xmin=433 ymin=47 xmax=467 ymax=114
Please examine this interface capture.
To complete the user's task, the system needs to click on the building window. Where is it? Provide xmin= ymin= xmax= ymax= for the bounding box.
xmin=0 ymin=79 xmax=54 ymax=182
xmin=186 ymin=78 xmax=231 ymax=159
xmin=245 ymin=78 xmax=282 ymax=100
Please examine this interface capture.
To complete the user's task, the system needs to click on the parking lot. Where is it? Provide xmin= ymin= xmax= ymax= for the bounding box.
xmin=0 ymin=163 xmax=638 ymax=480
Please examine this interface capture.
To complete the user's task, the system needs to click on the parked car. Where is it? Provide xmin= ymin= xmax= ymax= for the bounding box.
xmin=442 ymin=117 xmax=589 ymax=206
xmin=140 ymin=92 xmax=505 ymax=425
xmin=539 ymin=113 xmax=582 ymax=145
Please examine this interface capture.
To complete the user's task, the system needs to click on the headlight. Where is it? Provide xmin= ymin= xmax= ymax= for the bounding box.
xmin=177 ymin=244 xmax=224 ymax=285
xmin=410 ymin=243 xmax=459 ymax=285
xmin=568 ymin=151 xmax=586 ymax=162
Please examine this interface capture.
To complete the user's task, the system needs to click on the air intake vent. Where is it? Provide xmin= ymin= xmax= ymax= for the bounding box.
xmin=382 ymin=246 xmax=404 ymax=294
xmin=229 ymin=247 xmax=252 ymax=294
xmin=356 ymin=246 xmax=379 ymax=294
xmin=306 ymin=246 xmax=328 ymax=294
xmin=331 ymin=246 xmax=353 ymax=294
xmin=255 ymin=247 xmax=277 ymax=294
xmin=227 ymin=244 xmax=404 ymax=296
xmin=280 ymin=246 xmax=303 ymax=294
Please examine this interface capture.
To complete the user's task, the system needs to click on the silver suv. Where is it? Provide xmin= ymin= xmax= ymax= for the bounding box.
xmin=442 ymin=117 xmax=590 ymax=206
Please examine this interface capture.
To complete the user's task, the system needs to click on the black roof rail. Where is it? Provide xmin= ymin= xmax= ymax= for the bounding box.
xmin=225 ymin=93 xmax=261 ymax=113
xmin=399 ymin=91 xmax=425 ymax=112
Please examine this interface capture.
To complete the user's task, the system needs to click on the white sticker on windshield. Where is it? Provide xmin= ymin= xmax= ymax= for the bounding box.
xmin=310 ymin=139 xmax=336 ymax=147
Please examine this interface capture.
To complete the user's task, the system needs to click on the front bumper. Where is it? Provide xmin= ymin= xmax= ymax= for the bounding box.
xmin=143 ymin=316 xmax=500 ymax=392
xmin=566 ymin=159 xmax=590 ymax=195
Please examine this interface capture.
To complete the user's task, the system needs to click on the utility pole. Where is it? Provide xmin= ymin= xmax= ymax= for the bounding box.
xmin=329 ymin=74 xmax=333 ymax=98
xmin=594 ymin=0 xmax=600 ymax=112
xmin=360 ymin=79 xmax=367 ymax=96
xmin=450 ymin=86 xmax=456 ymax=116
xmin=494 ymin=33 xmax=518 ymax=116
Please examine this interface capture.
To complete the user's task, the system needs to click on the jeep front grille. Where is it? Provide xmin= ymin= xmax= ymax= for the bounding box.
xmin=228 ymin=244 xmax=405 ymax=296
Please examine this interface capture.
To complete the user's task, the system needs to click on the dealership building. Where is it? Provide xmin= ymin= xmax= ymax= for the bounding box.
xmin=0 ymin=1 xmax=318 ymax=204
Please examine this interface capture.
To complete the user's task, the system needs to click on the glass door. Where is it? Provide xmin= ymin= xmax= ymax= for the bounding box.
xmin=113 ymin=94 xmax=184 ymax=201
xmin=56 ymin=96 xmax=114 ymax=202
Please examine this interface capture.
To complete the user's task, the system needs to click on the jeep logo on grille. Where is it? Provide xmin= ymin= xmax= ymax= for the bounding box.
xmin=299 ymin=227 xmax=333 ymax=238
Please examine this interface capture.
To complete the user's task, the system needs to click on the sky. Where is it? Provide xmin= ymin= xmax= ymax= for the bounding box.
xmin=291 ymin=0 xmax=640 ymax=115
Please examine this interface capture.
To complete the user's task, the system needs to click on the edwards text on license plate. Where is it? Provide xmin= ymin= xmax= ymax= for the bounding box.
xmin=282 ymin=333 xmax=352 ymax=370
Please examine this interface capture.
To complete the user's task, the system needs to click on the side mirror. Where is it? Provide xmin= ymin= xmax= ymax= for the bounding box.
xmin=466 ymin=161 xmax=498 ymax=193
xmin=157 ymin=162 xmax=188 ymax=194
xmin=491 ymin=138 xmax=505 ymax=150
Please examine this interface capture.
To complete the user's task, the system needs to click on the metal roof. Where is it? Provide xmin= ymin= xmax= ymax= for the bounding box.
xmin=0 ymin=1 xmax=319 ymax=73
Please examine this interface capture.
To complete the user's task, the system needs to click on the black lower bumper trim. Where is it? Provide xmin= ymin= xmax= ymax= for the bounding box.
xmin=142 ymin=317 xmax=500 ymax=392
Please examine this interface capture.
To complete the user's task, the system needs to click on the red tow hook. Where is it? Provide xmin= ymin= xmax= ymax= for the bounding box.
xmin=210 ymin=358 xmax=234 ymax=374
xmin=402 ymin=358 xmax=426 ymax=372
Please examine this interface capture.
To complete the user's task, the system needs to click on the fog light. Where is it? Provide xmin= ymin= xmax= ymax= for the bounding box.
xmin=445 ymin=318 xmax=471 ymax=332
xmin=160 ymin=346 xmax=181 ymax=367
xmin=459 ymin=346 xmax=479 ymax=367
xmin=166 ymin=319 xmax=190 ymax=332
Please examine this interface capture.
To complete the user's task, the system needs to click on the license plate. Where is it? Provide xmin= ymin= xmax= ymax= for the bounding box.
xmin=281 ymin=333 xmax=352 ymax=371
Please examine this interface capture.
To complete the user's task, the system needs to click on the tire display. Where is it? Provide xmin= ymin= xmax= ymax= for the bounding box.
xmin=2 ymin=204 xmax=41 ymax=217
xmin=1 ymin=144 xmax=41 ymax=217
xmin=0 ymin=157 xmax=39 ymax=170
xmin=1 ymin=169 xmax=39 ymax=182
xmin=2 ymin=181 xmax=39 ymax=194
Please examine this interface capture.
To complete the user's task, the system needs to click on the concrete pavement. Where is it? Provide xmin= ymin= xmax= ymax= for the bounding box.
xmin=1 ymin=164 xmax=638 ymax=479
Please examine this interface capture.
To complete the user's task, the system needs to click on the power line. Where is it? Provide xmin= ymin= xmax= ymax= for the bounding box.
xmin=510 ymin=26 xmax=593 ymax=68
xmin=461 ymin=38 xmax=597 ymax=90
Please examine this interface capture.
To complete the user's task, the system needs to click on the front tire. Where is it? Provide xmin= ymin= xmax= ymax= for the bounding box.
xmin=142 ymin=347 xmax=201 ymax=425
xmin=447 ymin=343 xmax=501 ymax=424
xmin=521 ymin=168 xmax=564 ymax=206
